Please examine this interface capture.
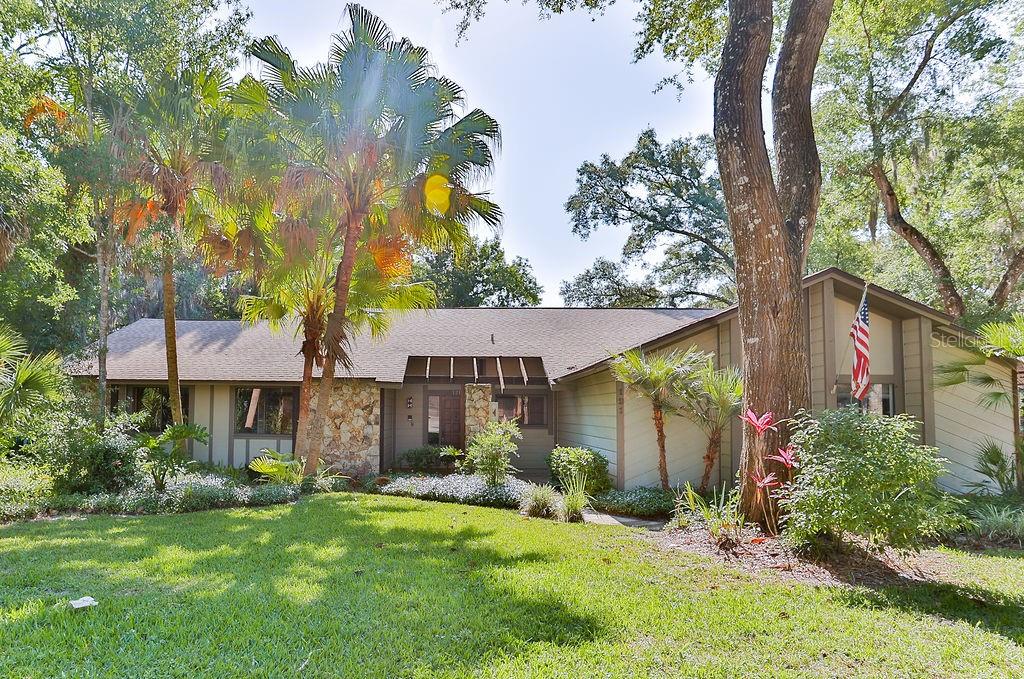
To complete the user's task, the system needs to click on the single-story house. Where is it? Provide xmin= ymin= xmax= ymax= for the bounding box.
xmin=69 ymin=268 xmax=1020 ymax=492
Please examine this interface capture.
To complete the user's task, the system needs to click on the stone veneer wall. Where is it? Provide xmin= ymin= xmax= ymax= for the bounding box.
xmin=309 ymin=379 xmax=381 ymax=474
xmin=464 ymin=383 xmax=494 ymax=443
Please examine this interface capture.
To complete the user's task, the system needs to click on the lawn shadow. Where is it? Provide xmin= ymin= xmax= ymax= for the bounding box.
xmin=0 ymin=494 xmax=605 ymax=676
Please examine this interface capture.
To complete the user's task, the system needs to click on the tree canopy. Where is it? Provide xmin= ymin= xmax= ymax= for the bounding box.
xmin=413 ymin=236 xmax=542 ymax=308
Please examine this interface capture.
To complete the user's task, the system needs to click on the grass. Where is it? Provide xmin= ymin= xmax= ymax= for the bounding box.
xmin=1 ymin=494 xmax=1023 ymax=677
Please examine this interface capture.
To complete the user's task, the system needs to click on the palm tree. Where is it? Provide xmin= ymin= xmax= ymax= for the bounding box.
xmin=610 ymin=349 xmax=700 ymax=491
xmin=240 ymin=247 xmax=434 ymax=455
xmin=674 ymin=353 xmax=744 ymax=494
xmin=118 ymin=66 xmax=233 ymax=426
xmin=0 ymin=325 xmax=62 ymax=428
xmin=241 ymin=4 xmax=501 ymax=472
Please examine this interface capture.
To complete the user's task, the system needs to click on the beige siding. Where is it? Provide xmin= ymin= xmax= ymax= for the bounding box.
xmin=716 ymin=321 xmax=736 ymax=484
xmin=932 ymin=342 xmax=1015 ymax=492
xmin=381 ymin=388 xmax=396 ymax=469
xmin=808 ymin=283 xmax=827 ymax=410
xmin=209 ymin=383 xmax=232 ymax=467
xmin=555 ymin=371 xmax=619 ymax=481
xmin=834 ymin=296 xmax=895 ymax=375
xmin=191 ymin=383 xmax=212 ymax=462
xmin=902 ymin=318 xmax=924 ymax=435
xmin=622 ymin=328 xmax=718 ymax=489
xmin=395 ymin=384 xmax=424 ymax=458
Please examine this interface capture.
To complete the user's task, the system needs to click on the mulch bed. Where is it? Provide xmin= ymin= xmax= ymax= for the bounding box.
xmin=652 ymin=520 xmax=961 ymax=589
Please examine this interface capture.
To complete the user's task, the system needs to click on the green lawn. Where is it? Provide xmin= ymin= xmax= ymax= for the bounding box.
xmin=2 ymin=495 xmax=1024 ymax=677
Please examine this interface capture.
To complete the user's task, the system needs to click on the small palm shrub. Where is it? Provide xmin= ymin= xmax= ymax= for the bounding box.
xmin=561 ymin=467 xmax=591 ymax=523
xmin=679 ymin=482 xmax=745 ymax=549
xmin=464 ymin=420 xmax=521 ymax=486
xmin=780 ymin=408 xmax=965 ymax=551
xmin=547 ymin=446 xmax=611 ymax=494
xmin=969 ymin=440 xmax=1017 ymax=495
xmin=138 ymin=423 xmax=209 ymax=491
xmin=521 ymin=484 xmax=559 ymax=519
xmin=249 ymin=450 xmax=305 ymax=485
xmin=968 ymin=503 xmax=1024 ymax=544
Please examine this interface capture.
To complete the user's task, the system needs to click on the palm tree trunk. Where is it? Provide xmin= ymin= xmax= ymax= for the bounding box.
xmin=653 ymin=405 xmax=670 ymax=491
xmin=294 ymin=345 xmax=315 ymax=461
xmin=161 ymin=244 xmax=184 ymax=428
xmin=303 ymin=213 xmax=364 ymax=475
xmin=699 ymin=427 xmax=723 ymax=494
xmin=96 ymin=218 xmax=111 ymax=431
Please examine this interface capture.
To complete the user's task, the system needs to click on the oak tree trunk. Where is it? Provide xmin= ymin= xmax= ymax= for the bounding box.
xmin=699 ymin=427 xmax=723 ymax=495
xmin=715 ymin=0 xmax=832 ymax=528
xmin=652 ymin=405 xmax=670 ymax=491
xmin=302 ymin=213 xmax=364 ymax=475
xmin=161 ymin=244 xmax=184 ymax=429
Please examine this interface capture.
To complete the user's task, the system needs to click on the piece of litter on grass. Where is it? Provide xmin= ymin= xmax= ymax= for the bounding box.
xmin=70 ymin=596 xmax=98 ymax=609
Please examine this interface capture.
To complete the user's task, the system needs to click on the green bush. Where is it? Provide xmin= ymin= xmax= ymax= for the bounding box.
xmin=967 ymin=503 xmax=1024 ymax=544
xmin=521 ymin=483 xmax=559 ymax=519
xmin=560 ymin=466 xmax=590 ymax=523
xmin=379 ymin=473 xmax=531 ymax=509
xmin=0 ymin=462 xmax=53 ymax=521
xmin=547 ymin=446 xmax=611 ymax=494
xmin=780 ymin=408 xmax=965 ymax=551
xmin=464 ymin=421 xmax=520 ymax=486
xmin=590 ymin=487 xmax=675 ymax=518
xmin=398 ymin=445 xmax=459 ymax=472
xmin=679 ymin=483 xmax=744 ymax=548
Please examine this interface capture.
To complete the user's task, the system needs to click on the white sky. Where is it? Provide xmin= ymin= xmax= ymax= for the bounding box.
xmin=242 ymin=0 xmax=715 ymax=304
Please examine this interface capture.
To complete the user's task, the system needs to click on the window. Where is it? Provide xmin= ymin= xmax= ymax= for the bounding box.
xmin=495 ymin=394 xmax=546 ymax=426
xmin=836 ymin=383 xmax=896 ymax=416
xmin=234 ymin=387 xmax=296 ymax=435
xmin=427 ymin=395 xmax=441 ymax=444
xmin=109 ymin=385 xmax=189 ymax=432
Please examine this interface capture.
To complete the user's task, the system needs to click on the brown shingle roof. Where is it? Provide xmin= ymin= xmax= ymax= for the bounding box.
xmin=67 ymin=308 xmax=717 ymax=384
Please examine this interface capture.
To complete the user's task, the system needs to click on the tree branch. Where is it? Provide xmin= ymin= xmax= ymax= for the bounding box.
xmin=870 ymin=162 xmax=967 ymax=317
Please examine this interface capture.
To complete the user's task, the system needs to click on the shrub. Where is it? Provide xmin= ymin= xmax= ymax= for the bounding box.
xmin=246 ymin=483 xmax=301 ymax=506
xmin=968 ymin=440 xmax=1017 ymax=495
xmin=780 ymin=408 xmax=965 ymax=551
xmin=0 ymin=462 xmax=53 ymax=521
xmin=249 ymin=450 xmax=305 ymax=485
xmin=679 ymin=483 xmax=744 ymax=548
xmin=560 ymin=467 xmax=590 ymax=523
xmin=590 ymin=487 xmax=675 ymax=518
xmin=464 ymin=420 xmax=521 ymax=486
xmin=379 ymin=473 xmax=531 ymax=509
xmin=138 ymin=423 xmax=209 ymax=491
xmin=398 ymin=445 xmax=459 ymax=472
xmin=24 ymin=402 xmax=147 ymax=495
xmin=521 ymin=484 xmax=559 ymax=518
xmin=547 ymin=446 xmax=611 ymax=494
xmin=967 ymin=503 xmax=1024 ymax=544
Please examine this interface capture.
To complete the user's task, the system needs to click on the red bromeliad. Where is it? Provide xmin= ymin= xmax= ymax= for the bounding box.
xmin=751 ymin=471 xmax=780 ymax=490
xmin=739 ymin=409 xmax=777 ymax=436
xmin=767 ymin=444 xmax=799 ymax=469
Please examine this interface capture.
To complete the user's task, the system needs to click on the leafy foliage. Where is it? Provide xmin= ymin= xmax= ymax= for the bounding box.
xmin=397 ymin=445 xmax=459 ymax=472
xmin=559 ymin=465 xmax=590 ymax=523
xmin=0 ymin=460 xmax=52 ymax=521
xmin=780 ymin=408 xmax=965 ymax=551
xmin=546 ymin=446 xmax=611 ymax=494
xmin=136 ymin=423 xmax=209 ymax=491
xmin=520 ymin=483 xmax=559 ymax=519
xmin=0 ymin=324 xmax=62 ymax=427
xmin=590 ymin=487 xmax=675 ymax=519
xmin=413 ymin=236 xmax=542 ymax=308
xmin=464 ymin=420 xmax=521 ymax=486
xmin=968 ymin=440 xmax=1017 ymax=496
xmin=248 ymin=450 xmax=304 ymax=485
xmin=967 ymin=503 xmax=1024 ymax=545
xmin=378 ymin=473 xmax=531 ymax=509
xmin=561 ymin=130 xmax=732 ymax=308
xmin=679 ymin=482 xmax=744 ymax=548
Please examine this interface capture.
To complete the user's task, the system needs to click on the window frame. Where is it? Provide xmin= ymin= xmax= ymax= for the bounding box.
xmin=494 ymin=393 xmax=548 ymax=428
xmin=232 ymin=385 xmax=300 ymax=438
xmin=109 ymin=383 xmax=192 ymax=433
xmin=836 ymin=383 xmax=897 ymax=416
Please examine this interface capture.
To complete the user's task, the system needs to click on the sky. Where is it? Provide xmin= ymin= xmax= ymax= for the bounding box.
xmin=242 ymin=0 xmax=715 ymax=304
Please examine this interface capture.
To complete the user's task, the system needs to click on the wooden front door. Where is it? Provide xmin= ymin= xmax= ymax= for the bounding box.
xmin=438 ymin=391 xmax=465 ymax=449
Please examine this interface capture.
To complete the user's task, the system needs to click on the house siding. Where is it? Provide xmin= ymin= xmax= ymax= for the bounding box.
xmin=932 ymin=341 xmax=1016 ymax=492
xmin=622 ymin=327 xmax=719 ymax=490
xmin=555 ymin=371 xmax=619 ymax=483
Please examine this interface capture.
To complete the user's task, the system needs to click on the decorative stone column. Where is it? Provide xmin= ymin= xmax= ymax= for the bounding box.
xmin=309 ymin=379 xmax=381 ymax=475
xmin=464 ymin=383 xmax=493 ymax=443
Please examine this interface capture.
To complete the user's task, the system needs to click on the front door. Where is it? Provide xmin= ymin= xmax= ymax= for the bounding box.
xmin=438 ymin=392 xmax=464 ymax=449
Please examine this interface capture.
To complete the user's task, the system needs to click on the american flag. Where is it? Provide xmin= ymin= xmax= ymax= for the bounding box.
xmin=849 ymin=287 xmax=870 ymax=400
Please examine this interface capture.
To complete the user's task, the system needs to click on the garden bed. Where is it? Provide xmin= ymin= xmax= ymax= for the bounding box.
xmin=378 ymin=473 xmax=531 ymax=509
